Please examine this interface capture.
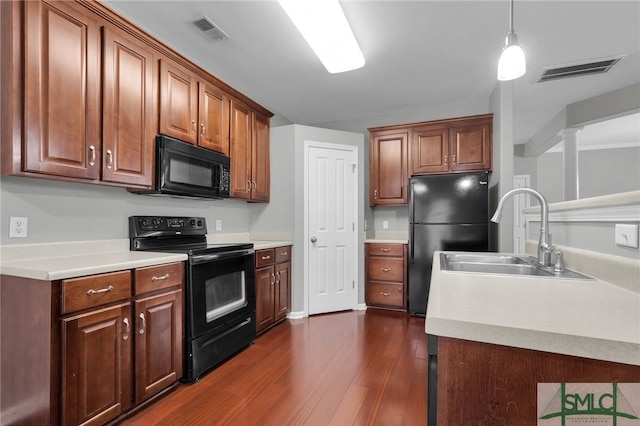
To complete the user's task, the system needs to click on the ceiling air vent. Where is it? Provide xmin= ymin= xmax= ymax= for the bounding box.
xmin=535 ymin=55 xmax=626 ymax=83
xmin=191 ymin=16 xmax=229 ymax=41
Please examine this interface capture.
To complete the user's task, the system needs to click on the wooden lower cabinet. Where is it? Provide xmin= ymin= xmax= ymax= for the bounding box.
xmin=429 ymin=336 xmax=640 ymax=426
xmin=255 ymin=246 xmax=291 ymax=334
xmin=365 ymin=243 xmax=407 ymax=311
xmin=61 ymin=303 xmax=133 ymax=426
xmin=0 ymin=262 xmax=184 ymax=426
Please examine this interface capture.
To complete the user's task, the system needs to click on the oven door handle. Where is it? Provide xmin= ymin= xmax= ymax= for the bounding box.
xmin=190 ymin=249 xmax=254 ymax=264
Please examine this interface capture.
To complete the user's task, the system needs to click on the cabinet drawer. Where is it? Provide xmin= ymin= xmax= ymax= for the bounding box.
xmin=256 ymin=248 xmax=275 ymax=268
xmin=367 ymin=243 xmax=405 ymax=257
xmin=62 ymin=271 xmax=131 ymax=314
xmin=368 ymin=257 xmax=405 ymax=282
xmin=366 ymin=282 xmax=404 ymax=308
xmin=275 ymin=246 xmax=292 ymax=263
xmin=134 ymin=262 xmax=184 ymax=296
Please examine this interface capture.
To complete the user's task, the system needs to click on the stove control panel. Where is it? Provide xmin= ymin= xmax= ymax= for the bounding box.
xmin=129 ymin=216 xmax=207 ymax=237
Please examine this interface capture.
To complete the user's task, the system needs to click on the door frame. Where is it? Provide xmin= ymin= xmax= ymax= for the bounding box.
xmin=512 ymin=174 xmax=531 ymax=253
xmin=303 ymin=140 xmax=359 ymax=316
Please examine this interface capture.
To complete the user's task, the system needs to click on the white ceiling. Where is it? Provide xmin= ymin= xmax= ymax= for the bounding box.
xmin=102 ymin=0 xmax=640 ymax=147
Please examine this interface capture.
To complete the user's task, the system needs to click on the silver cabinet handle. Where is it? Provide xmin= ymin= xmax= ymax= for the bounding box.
xmin=86 ymin=285 xmax=113 ymax=296
xmin=151 ymin=273 xmax=170 ymax=282
xmin=270 ymin=273 xmax=276 ymax=285
xmin=280 ymin=251 xmax=288 ymax=256
xmin=310 ymin=237 xmax=317 ymax=243
xmin=139 ymin=313 xmax=145 ymax=335
xmin=247 ymin=180 xmax=251 ymax=190
xmin=252 ymin=181 xmax=257 ymax=190
xmin=276 ymin=272 xmax=281 ymax=283
xmin=106 ymin=149 xmax=113 ymax=169
xmin=444 ymin=155 xmax=448 ymax=166
xmin=452 ymin=154 xmax=456 ymax=165
xmin=191 ymin=119 xmax=196 ymax=133
xmin=123 ymin=317 xmax=130 ymax=341
xmin=380 ymin=268 xmax=392 ymax=272
xmin=380 ymin=292 xmax=391 ymax=296
xmin=373 ymin=189 xmax=378 ymax=200
xmin=380 ymin=248 xmax=391 ymax=252
xmin=200 ymin=123 xmax=205 ymax=137
xmin=89 ymin=145 xmax=96 ymax=166
xmin=261 ymin=255 xmax=271 ymax=260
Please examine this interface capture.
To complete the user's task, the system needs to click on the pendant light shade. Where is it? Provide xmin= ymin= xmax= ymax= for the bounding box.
xmin=497 ymin=0 xmax=526 ymax=81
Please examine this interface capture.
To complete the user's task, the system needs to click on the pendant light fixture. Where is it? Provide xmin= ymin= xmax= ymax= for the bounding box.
xmin=497 ymin=0 xmax=526 ymax=81
xmin=278 ymin=0 xmax=365 ymax=74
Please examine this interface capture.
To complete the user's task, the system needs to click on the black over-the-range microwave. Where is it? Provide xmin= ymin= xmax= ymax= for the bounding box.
xmin=134 ymin=134 xmax=231 ymax=199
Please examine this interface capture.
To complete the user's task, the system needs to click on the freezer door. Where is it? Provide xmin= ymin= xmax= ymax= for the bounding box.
xmin=408 ymin=223 xmax=488 ymax=316
xmin=409 ymin=172 xmax=489 ymax=224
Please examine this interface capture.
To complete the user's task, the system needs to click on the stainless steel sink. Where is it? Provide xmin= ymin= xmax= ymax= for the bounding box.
xmin=439 ymin=252 xmax=594 ymax=280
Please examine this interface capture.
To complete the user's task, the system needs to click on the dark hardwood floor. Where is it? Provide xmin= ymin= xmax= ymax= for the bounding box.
xmin=121 ymin=309 xmax=427 ymax=426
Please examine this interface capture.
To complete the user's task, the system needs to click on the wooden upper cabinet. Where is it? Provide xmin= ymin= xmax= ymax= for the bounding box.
xmin=159 ymin=60 xmax=198 ymax=144
xmin=449 ymin=118 xmax=492 ymax=172
xmin=199 ymin=82 xmax=230 ymax=155
xmin=159 ymin=59 xmax=232 ymax=155
xmin=230 ymin=100 xmax=252 ymax=200
xmin=251 ymin=112 xmax=270 ymax=202
xmin=102 ymin=28 xmax=156 ymax=187
xmin=230 ymin=99 xmax=270 ymax=202
xmin=24 ymin=0 xmax=101 ymax=180
xmin=369 ymin=131 xmax=408 ymax=206
xmin=411 ymin=125 xmax=450 ymax=175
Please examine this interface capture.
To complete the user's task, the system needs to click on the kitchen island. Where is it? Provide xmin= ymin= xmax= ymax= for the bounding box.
xmin=425 ymin=250 xmax=640 ymax=425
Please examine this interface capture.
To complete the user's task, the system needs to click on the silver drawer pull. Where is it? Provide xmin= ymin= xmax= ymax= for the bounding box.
xmin=123 ymin=317 xmax=130 ymax=341
xmin=380 ymin=292 xmax=391 ymax=296
xmin=380 ymin=248 xmax=391 ymax=252
xmin=86 ymin=285 xmax=113 ymax=296
xmin=262 ymin=255 xmax=271 ymax=260
xmin=380 ymin=268 xmax=392 ymax=272
xmin=280 ymin=252 xmax=288 ymax=256
xmin=139 ymin=313 xmax=146 ymax=335
xmin=151 ymin=273 xmax=170 ymax=282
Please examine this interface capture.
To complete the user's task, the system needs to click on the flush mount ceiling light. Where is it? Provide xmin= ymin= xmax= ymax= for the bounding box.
xmin=277 ymin=0 xmax=365 ymax=74
xmin=497 ymin=0 xmax=526 ymax=81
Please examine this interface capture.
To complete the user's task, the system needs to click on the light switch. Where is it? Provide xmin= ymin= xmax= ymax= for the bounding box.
xmin=382 ymin=220 xmax=389 ymax=229
xmin=615 ymin=224 xmax=638 ymax=248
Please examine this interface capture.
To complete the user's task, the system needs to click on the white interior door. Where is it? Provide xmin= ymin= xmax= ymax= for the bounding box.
xmin=512 ymin=175 xmax=530 ymax=254
xmin=305 ymin=141 xmax=358 ymax=315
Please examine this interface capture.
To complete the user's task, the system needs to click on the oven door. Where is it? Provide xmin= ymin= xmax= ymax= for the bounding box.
xmin=187 ymin=249 xmax=255 ymax=339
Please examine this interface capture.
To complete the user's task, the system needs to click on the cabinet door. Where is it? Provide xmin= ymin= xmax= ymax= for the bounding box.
xmin=24 ymin=0 xmax=100 ymax=180
xmin=198 ymin=82 xmax=230 ymax=155
xmin=275 ymin=261 xmax=291 ymax=322
xmin=102 ymin=28 xmax=155 ymax=187
xmin=251 ymin=112 xmax=270 ymax=202
xmin=411 ymin=126 xmax=449 ymax=174
xmin=230 ymin=100 xmax=252 ymax=200
xmin=370 ymin=131 xmax=408 ymax=205
xmin=449 ymin=119 xmax=492 ymax=172
xmin=62 ymin=303 xmax=132 ymax=426
xmin=134 ymin=289 xmax=183 ymax=404
xmin=159 ymin=60 xmax=198 ymax=144
xmin=255 ymin=266 xmax=275 ymax=332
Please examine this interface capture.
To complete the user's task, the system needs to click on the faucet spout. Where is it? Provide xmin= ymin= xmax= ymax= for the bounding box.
xmin=492 ymin=188 xmax=553 ymax=267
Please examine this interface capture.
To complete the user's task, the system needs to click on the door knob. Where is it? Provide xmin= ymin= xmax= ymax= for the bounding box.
xmin=310 ymin=237 xmax=317 ymax=243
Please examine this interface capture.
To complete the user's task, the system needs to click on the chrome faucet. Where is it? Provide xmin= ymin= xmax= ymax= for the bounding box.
xmin=491 ymin=188 xmax=553 ymax=267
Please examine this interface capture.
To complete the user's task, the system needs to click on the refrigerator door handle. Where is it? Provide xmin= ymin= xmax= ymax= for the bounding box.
xmin=408 ymin=228 xmax=414 ymax=264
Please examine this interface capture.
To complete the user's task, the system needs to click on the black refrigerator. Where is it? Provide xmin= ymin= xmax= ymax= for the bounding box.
xmin=408 ymin=172 xmax=490 ymax=316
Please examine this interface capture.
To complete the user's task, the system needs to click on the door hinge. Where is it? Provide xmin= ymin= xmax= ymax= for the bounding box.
xmin=352 ymin=164 xmax=357 ymax=173
xmin=352 ymin=223 xmax=355 ymax=231
xmin=353 ymin=281 xmax=355 ymax=289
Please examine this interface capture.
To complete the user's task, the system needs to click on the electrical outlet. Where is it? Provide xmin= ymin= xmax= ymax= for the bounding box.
xmin=9 ymin=216 xmax=28 ymax=238
xmin=215 ymin=220 xmax=222 ymax=231
xmin=382 ymin=220 xmax=389 ymax=230
xmin=615 ymin=224 xmax=638 ymax=248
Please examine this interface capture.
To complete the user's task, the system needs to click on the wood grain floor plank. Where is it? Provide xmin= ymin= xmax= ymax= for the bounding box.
xmin=120 ymin=309 xmax=427 ymax=426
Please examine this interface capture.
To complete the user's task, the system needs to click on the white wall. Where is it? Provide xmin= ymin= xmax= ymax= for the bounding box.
xmin=0 ymin=176 xmax=251 ymax=245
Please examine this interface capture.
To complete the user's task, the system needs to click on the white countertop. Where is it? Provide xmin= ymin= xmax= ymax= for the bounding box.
xmin=0 ymin=238 xmax=292 ymax=281
xmin=364 ymin=239 xmax=408 ymax=244
xmin=425 ymin=251 xmax=640 ymax=366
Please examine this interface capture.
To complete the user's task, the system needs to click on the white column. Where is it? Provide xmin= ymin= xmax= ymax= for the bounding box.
xmin=558 ymin=127 xmax=582 ymax=201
